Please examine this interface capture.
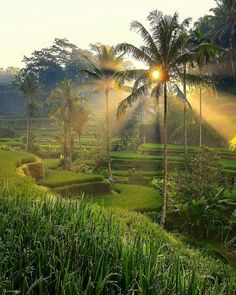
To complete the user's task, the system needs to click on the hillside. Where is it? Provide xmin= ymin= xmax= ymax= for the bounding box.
xmin=0 ymin=151 xmax=235 ymax=294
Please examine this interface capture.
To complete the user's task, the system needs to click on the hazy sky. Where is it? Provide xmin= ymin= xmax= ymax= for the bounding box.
xmin=0 ymin=0 xmax=216 ymax=68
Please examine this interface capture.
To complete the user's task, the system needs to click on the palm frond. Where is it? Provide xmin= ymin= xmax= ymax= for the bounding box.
xmin=117 ymin=83 xmax=150 ymax=118
xmin=115 ymin=43 xmax=153 ymax=66
xmin=170 ymin=82 xmax=192 ymax=108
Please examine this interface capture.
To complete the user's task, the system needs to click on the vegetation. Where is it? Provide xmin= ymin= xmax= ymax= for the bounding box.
xmin=0 ymin=181 xmax=235 ymax=294
xmin=93 ymin=184 xmax=162 ymax=211
xmin=0 ymin=1 xmax=235 ymax=293
xmin=81 ymin=45 xmax=130 ymax=178
xmin=39 ymin=169 xmax=103 ymax=188
xmin=48 ymin=79 xmax=86 ymax=169
xmin=11 ymin=73 xmax=41 ymax=151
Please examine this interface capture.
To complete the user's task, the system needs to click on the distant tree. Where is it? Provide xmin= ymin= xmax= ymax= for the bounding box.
xmin=48 ymin=79 xmax=83 ymax=170
xmin=23 ymin=38 xmax=79 ymax=92
xmin=185 ymin=28 xmax=220 ymax=147
xmin=81 ymin=44 xmax=130 ymax=179
xmin=11 ymin=72 xmax=41 ymax=151
xmin=209 ymin=0 xmax=236 ymax=80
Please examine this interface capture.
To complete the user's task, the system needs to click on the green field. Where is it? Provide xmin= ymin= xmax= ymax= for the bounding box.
xmin=39 ymin=169 xmax=104 ymax=188
xmin=0 ymin=150 xmax=235 ymax=294
xmin=92 ymin=184 xmax=162 ymax=211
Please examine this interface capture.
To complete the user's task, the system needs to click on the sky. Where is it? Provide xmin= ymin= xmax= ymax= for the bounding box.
xmin=0 ymin=0 xmax=216 ymax=68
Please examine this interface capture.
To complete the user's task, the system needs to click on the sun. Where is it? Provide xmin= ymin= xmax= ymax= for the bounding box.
xmin=151 ymin=69 xmax=160 ymax=81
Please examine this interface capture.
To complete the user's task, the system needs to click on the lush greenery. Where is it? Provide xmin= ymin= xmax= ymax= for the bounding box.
xmin=0 ymin=1 xmax=235 ymax=293
xmin=0 ymin=183 xmax=235 ymax=294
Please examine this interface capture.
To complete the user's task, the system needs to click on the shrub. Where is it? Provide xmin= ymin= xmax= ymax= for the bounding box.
xmin=169 ymin=147 xmax=236 ymax=240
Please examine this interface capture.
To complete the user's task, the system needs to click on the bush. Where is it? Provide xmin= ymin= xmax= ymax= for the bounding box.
xmin=169 ymin=147 xmax=236 ymax=240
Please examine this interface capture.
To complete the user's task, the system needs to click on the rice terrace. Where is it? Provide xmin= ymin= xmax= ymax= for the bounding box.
xmin=0 ymin=0 xmax=236 ymax=294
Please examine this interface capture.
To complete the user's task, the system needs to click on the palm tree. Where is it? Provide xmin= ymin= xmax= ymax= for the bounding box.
xmin=48 ymin=79 xmax=83 ymax=170
xmin=81 ymin=45 xmax=129 ymax=179
xmin=187 ymin=28 xmax=220 ymax=147
xmin=11 ymin=72 xmax=41 ymax=151
xmin=72 ymin=106 xmax=91 ymax=159
xmin=209 ymin=0 xmax=236 ymax=81
xmin=116 ymin=11 xmax=193 ymax=227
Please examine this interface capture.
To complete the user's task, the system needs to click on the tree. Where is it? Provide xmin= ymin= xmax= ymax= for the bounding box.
xmin=81 ymin=44 xmax=129 ymax=179
xmin=23 ymin=38 xmax=84 ymax=92
xmin=186 ymin=27 xmax=220 ymax=147
xmin=11 ymin=72 xmax=41 ymax=151
xmin=209 ymin=0 xmax=236 ymax=81
xmin=48 ymin=79 xmax=83 ymax=170
xmin=116 ymin=11 xmax=193 ymax=227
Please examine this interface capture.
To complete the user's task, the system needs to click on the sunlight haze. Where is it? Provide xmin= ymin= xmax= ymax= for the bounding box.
xmin=1 ymin=0 xmax=216 ymax=67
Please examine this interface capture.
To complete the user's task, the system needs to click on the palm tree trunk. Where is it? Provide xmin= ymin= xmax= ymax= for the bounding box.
xmin=161 ymin=83 xmax=168 ymax=228
xmin=26 ymin=114 xmax=30 ymax=152
xmin=68 ymin=121 xmax=72 ymax=170
xmin=183 ymin=64 xmax=188 ymax=156
xmin=63 ymin=122 xmax=68 ymax=169
xmin=230 ymin=39 xmax=235 ymax=82
xmin=199 ymin=87 xmax=202 ymax=147
xmin=105 ymin=89 xmax=112 ymax=178
xmin=25 ymin=97 xmax=30 ymax=152
xmin=79 ymin=133 xmax=83 ymax=160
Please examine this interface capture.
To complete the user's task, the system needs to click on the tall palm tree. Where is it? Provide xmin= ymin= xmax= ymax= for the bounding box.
xmin=11 ymin=72 xmax=41 ymax=152
xmin=81 ymin=45 xmax=129 ymax=179
xmin=181 ymin=28 xmax=219 ymax=153
xmin=187 ymin=28 xmax=220 ymax=146
xmin=48 ymin=79 xmax=83 ymax=170
xmin=116 ymin=11 xmax=193 ymax=227
xmin=209 ymin=0 xmax=236 ymax=81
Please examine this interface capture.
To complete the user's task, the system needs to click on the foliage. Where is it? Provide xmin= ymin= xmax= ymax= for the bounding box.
xmin=48 ymin=79 xmax=85 ymax=169
xmin=169 ymin=147 xmax=236 ymax=239
xmin=11 ymin=72 xmax=41 ymax=151
xmin=81 ymin=44 xmax=130 ymax=177
xmin=112 ymin=135 xmax=139 ymax=151
xmin=0 ymin=182 xmax=235 ymax=294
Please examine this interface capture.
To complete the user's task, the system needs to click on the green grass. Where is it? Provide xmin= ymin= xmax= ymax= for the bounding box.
xmin=220 ymin=159 xmax=236 ymax=171
xmin=42 ymin=158 xmax=60 ymax=170
xmin=0 ymin=183 xmax=235 ymax=294
xmin=110 ymin=169 xmax=162 ymax=177
xmin=139 ymin=143 xmax=234 ymax=153
xmin=139 ymin=143 xmax=200 ymax=152
xmin=111 ymin=151 xmax=183 ymax=162
xmin=39 ymin=169 xmax=104 ymax=188
xmin=91 ymin=184 xmax=162 ymax=211
xmin=0 ymin=150 xmax=37 ymax=181
xmin=0 ymin=150 xmax=235 ymax=293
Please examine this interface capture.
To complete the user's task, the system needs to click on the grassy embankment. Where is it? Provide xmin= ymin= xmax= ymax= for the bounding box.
xmin=0 ymin=150 xmax=235 ymax=294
